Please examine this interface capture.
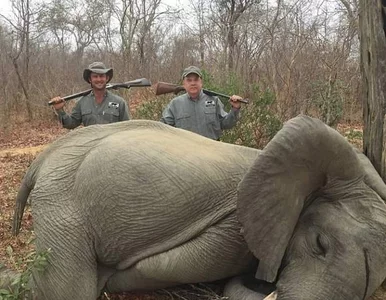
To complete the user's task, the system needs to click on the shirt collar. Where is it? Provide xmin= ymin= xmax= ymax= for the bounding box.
xmin=90 ymin=90 xmax=108 ymax=98
xmin=187 ymin=90 xmax=204 ymax=101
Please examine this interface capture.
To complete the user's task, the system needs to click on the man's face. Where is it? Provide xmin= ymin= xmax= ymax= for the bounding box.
xmin=90 ymin=73 xmax=109 ymax=90
xmin=183 ymin=74 xmax=202 ymax=98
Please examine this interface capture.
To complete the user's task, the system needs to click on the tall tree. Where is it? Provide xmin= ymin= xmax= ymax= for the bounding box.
xmin=40 ymin=0 xmax=107 ymax=58
xmin=210 ymin=0 xmax=257 ymax=72
xmin=2 ymin=0 xmax=42 ymax=120
xmin=188 ymin=0 xmax=209 ymax=67
xmin=359 ymin=0 xmax=386 ymax=179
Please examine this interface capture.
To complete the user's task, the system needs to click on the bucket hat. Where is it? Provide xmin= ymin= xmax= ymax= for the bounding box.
xmin=83 ymin=62 xmax=113 ymax=83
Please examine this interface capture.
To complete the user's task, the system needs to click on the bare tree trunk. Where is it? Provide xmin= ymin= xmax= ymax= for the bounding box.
xmin=359 ymin=0 xmax=386 ymax=180
xmin=12 ymin=59 xmax=31 ymax=119
xmin=5 ymin=0 xmax=34 ymax=121
xmin=212 ymin=0 xmax=255 ymax=73
xmin=24 ymin=0 xmax=32 ymax=121
xmin=196 ymin=0 xmax=206 ymax=67
xmin=227 ymin=22 xmax=235 ymax=71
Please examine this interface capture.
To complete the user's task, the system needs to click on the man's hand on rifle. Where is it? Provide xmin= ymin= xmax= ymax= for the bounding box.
xmin=50 ymin=96 xmax=65 ymax=111
xmin=230 ymin=95 xmax=242 ymax=110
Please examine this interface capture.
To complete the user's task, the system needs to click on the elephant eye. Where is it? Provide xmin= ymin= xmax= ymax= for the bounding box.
xmin=313 ymin=234 xmax=328 ymax=257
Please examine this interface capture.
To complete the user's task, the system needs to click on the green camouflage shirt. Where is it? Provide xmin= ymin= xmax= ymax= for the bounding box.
xmin=57 ymin=90 xmax=129 ymax=129
xmin=160 ymin=90 xmax=240 ymax=140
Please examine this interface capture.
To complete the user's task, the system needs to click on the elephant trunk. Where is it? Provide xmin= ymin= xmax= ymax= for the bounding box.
xmin=223 ymin=275 xmax=276 ymax=300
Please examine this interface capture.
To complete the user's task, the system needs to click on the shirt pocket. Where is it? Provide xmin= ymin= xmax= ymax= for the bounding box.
xmin=103 ymin=108 xmax=120 ymax=123
xmin=175 ymin=113 xmax=191 ymax=129
xmin=81 ymin=108 xmax=92 ymax=116
xmin=81 ymin=108 xmax=96 ymax=125
xmin=204 ymin=106 xmax=217 ymax=125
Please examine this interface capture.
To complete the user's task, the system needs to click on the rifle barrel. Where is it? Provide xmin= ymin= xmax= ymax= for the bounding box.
xmin=61 ymin=89 xmax=92 ymax=102
xmin=202 ymin=89 xmax=249 ymax=104
xmin=48 ymin=78 xmax=151 ymax=106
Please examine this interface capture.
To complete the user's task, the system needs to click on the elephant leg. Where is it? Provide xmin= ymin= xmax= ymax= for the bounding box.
xmin=32 ymin=210 xmax=98 ymax=300
xmin=33 ymin=257 xmax=98 ymax=300
xmin=105 ymin=214 xmax=256 ymax=292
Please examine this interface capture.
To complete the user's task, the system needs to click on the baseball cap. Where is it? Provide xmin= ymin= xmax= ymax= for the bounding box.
xmin=182 ymin=66 xmax=202 ymax=79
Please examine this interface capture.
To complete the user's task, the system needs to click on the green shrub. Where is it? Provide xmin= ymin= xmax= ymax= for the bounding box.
xmin=220 ymin=86 xmax=282 ymax=148
xmin=134 ymin=95 xmax=171 ymax=121
xmin=0 ymin=247 xmax=51 ymax=300
xmin=203 ymin=72 xmax=282 ymax=148
xmin=310 ymin=79 xmax=344 ymax=128
xmin=344 ymin=128 xmax=363 ymax=140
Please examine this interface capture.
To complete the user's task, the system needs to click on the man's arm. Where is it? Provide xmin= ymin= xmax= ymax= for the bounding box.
xmin=160 ymin=102 xmax=176 ymax=126
xmin=57 ymin=101 xmax=82 ymax=129
xmin=119 ymin=100 xmax=130 ymax=121
xmin=217 ymin=98 xmax=240 ymax=130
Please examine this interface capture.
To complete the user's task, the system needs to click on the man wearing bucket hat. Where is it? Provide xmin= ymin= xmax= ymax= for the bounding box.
xmin=160 ymin=65 xmax=243 ymax=140
xmin=51 ymin=61 xmax=129 ymax=129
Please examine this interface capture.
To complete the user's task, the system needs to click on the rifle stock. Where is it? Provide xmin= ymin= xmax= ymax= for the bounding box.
xmin=48 ymin=78 xmax=151 ymax=106
xmin=154 ymin=81 xmax=249 ymax=104
xmin=154 ymin=82 xmax=185 ymax=96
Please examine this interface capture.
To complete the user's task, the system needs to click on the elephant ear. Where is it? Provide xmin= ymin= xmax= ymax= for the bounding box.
xmin=237 ymin=115 xmax=363 ymax=282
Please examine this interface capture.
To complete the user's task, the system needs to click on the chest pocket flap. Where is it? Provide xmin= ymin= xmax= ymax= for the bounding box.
xmin=81 ymin=108 xmax=92 ymax=116
xmin=176 ymin=112 xmax=191 ymax=120
xmin=105 ymin=108 xmax=120 ymax=117
xmin=204 ymin=106 xmax=216 ymax=114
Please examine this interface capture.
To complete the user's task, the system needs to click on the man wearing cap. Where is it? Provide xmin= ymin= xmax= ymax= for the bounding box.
xmin=51 ymin=62 xmax=129 ymax=129
xmin=160 ymin=65 xmax=243 ymax=140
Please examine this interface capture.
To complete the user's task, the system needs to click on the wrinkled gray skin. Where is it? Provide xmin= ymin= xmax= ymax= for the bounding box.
xmin=11 ymin=115 xmax=386 ymax=300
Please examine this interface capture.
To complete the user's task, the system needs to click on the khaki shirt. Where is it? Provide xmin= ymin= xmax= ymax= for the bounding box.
xmin=58 ymin=91 xmax=129 ymax=129
xmin=160 ymin=91 xmax=240 ymax=140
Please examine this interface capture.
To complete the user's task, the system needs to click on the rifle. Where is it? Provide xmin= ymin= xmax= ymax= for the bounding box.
xmin=154 ymin=81 xmax=249 ymax=104
xmin=48 ymin=78 xmax=151 ymax=106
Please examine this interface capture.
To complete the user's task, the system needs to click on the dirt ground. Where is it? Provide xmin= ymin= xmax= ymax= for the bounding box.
xmin=1 ymin=121 xmax=386 ymax=299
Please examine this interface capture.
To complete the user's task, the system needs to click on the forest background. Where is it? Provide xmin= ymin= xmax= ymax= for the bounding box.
xmin=0 ymin=0 xmax=363 ymax=134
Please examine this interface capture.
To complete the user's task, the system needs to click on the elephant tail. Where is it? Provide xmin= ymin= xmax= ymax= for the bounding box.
xmin=12 ymin=176 xmax=33 ymax=236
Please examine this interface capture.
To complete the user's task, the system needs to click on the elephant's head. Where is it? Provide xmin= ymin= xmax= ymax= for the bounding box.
xmin=237 ymin=115 xmax=386 ymax=299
